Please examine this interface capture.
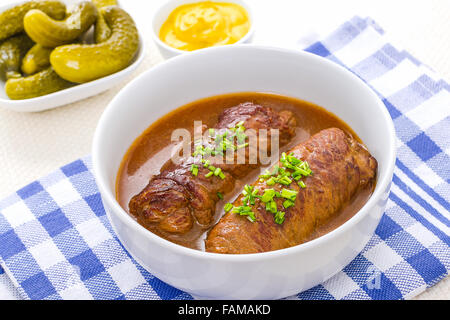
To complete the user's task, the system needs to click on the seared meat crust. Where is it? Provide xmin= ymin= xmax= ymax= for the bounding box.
xmin=205 ymin=128 xmax=377 ymax=254
xmin=129 ymin=103 xmax=296 ymax=236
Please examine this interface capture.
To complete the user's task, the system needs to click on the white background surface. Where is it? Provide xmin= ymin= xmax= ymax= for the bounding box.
xmin=0 ymin=0 xmax=449 ymax=299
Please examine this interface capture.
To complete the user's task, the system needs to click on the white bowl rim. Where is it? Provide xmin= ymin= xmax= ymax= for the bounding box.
xmin=0 ymin=0 xmax=146 ymax=111
xmin=93 ymin=44 xmax=397 ymax=263
xmin=151 ymin=0 xmax=255 ymax=56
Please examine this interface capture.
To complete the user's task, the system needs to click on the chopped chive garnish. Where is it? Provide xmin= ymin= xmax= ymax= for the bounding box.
xmin=190 ymin=164 xmax=198 ymax=177
xmin=242 ymin=185 xmax=258 ymax=205
xmin=237 ymin=143 xmax=249 ymax=149
xmin=278 ymin=176 xmax=292 ymax=185
xmin=295 ymin=167 xmax=310 ymax=176
xmin=283 ymin=199 xmax=295 ymax=209
xmin=204 ymin=147 xmax=214 ymax=155
xmin=231 ymin=205 xmax=256 ymax=222
xmin=274 ymin=211 xmax=285 ymax=224
xmin=189 ymin=123 xmax=312 ymax=227
xmin=271 ymin=166 xmax=280 ymax=176
xmin=287 ymin=154 xmax=300 ymax=165
xmin=261 ymin=189 xmax=276 ymax=203
xmin=224 ymin=203 xmax=233 ymax=212
xmin=205 ymin=171 xmax=213 ymax=178
xmin=193 ymin=145 xmax=206 ymax=157
xmin=291 ymin=172 xmax=302 ymax=181
xmin=236 ymin=132 xmax=247 ymax=144
xmin=281 ymin=188 xmax=298 ymax=201
xmin=266 ymin=200 xmax=278 ymax=214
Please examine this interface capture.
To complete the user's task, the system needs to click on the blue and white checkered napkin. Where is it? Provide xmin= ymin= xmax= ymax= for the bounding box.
xmin=0 ymin=16 xmax=449 ymax=300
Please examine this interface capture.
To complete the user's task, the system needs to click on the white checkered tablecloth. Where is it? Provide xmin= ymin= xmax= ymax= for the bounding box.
xmin=0 ymin=16 xmax=448 ymax=300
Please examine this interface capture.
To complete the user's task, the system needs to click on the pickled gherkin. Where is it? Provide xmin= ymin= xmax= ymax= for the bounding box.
xmin=50 ymin=6 xmax=139 ymax=83
xmin=0 ymin=0 xmax=140 ymax=100
xmin=0 ymin=34 xmax=34 ymax=80
xmin=24 ymin=1 xmax=98 ymax=47
xmin=0 ymin=0 xmax=66 ymax=41
xmin=22 ymin=44 xmax=53 ymax=75
xmin=92 ymin=0 xmax=118 ymax=43
xmin=92 ymin=0 xmax=118 ymax=7
xmin=5 ymin=67 xmax=73 ymax=100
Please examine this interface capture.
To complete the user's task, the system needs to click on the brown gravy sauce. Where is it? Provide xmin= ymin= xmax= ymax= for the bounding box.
xmin=116 ymin=92 xmax=375 ymax=251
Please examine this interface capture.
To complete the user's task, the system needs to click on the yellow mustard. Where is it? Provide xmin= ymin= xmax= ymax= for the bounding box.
xmin=159 ymin=1 xmax=250 ymax=51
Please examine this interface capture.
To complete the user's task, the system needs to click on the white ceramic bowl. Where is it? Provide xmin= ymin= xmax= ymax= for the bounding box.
xmin=0 ymin=0 xmax=145 ymax=112
xmin=152 ymin=0 xmax=255 ymax=59
xmin=93 ymin=45 xmax=396 ymax=299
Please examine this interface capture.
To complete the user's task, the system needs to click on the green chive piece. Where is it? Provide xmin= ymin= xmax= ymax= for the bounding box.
xmin=217 ymin=192 xmax=223 ymax=200
xmin=214 ymin=167 xmax=222 ymax=176
xmin=292 ymin=172 xmax=302 ymax=181
xmin=218 ymin=172 xmax=226 ymax=180
xmin=281 ymin=188 xmax=298 ymax=201
xmin=190 ymin=164 xmax=198 ymax=177
xmin=193 ymin=145 xmax=206 ymax=157
xmin=274 ymin=211 xmax=285 ymax=224
xmin=283 ymin=199 xmax=295 ymax=209
xmin=266 ymin=177 xmax=276 ymax=186
xmin=236 ymin=131 xmax=247 ymax=144
xmin=261 ymin=189 xmax=276 ymax=203
xmin=271 ymin=166 xmax=280 ymax=175
xmin=208 ymin=165 xmax=216 ymax=171
xmin=205 ymin=171 xmax=214 ymax=178
xmin=231 ymin=205 xmax=256 ymax=222
xmin=299 ymin=181 xmax=306 ymax=188
xmin=204 ymin=147 xmax=213 ymax=155
xmin=296 ymin=167 xmax=310 ymax=176
xmin=266 ymin=200 xmax=277 ymax=214
xmin=278 ymin=176 xmax=292 ymax=185
xmin=224 ymin=203 xmax=233 ymax=212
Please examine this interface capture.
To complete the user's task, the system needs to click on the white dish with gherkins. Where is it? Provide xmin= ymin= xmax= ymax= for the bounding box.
xmin=0 ymin=0 xmax=145 ymax=112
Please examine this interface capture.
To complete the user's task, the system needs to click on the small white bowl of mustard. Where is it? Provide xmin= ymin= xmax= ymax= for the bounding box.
xmin=152 ymin=0 xmax=254 ymax=59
